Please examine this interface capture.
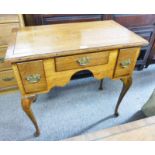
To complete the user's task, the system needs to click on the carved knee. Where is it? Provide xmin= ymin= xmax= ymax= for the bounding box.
xmin=21 ymin=98 xmax=31 ymax=111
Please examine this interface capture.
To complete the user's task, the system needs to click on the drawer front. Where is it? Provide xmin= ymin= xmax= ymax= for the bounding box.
xmin=55 ymin=51 xmax=109 ymax=72
xmin=0 ymin=70 xmax=17 ymax=90
xmin=114 ymin=48 xmax=140 ymax=78
xmin=0 ymin=23 xmax=20 ymax=46
xmin=0 ymin=47 xmax=11 ymax=71
xmin=17 ymin=60 xmax=47 ymax=93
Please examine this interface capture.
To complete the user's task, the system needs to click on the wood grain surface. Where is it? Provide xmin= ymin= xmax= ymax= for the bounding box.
xmin=5 ymin=20 xmax=148 ymax=62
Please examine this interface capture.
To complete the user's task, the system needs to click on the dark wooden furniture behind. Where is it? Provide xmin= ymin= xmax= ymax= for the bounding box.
xmin=105 ymin=15 xmax=155 ymax=70
xmin=24 ymin=14 xmax=105 ymax=25
xmin=24 ymin=14 xmax=155 ymax=71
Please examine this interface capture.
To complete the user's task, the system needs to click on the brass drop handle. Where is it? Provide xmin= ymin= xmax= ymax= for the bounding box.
xmin=0 ymin=57 xmax=4 ymax=63
xmin=25 ymin=74 xmax=41 ymax=84
xmin=120 ymin=59 xmax=131 ymax=68
xmin=77 ymin=57 xmax=90 ymax=66
xmin=2 ymin=77 xmax=14 ymax=82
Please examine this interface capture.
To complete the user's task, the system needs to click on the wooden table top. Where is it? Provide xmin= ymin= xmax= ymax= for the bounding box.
xmin=67 ymin=116 xmax=155 ymax=141
xmin=6 ymin=20 xmax=148 ymax=62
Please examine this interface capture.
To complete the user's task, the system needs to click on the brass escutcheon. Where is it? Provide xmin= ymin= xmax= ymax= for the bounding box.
xmin=120 ymin=59 xmax=131 ymax=68
xmin=77 ymin=57 xmax=90 ymax=66
xmin=25 ymin=74 xmax=41 ymax=84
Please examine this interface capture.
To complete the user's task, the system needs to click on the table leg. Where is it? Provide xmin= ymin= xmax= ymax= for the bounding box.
xmin=21 ymin=95 xmax=40 ymax=137
xmin=114 ymin=76 xmax=132 ymax=117
xmin=99 ymin=79 xmax=104 ymax=90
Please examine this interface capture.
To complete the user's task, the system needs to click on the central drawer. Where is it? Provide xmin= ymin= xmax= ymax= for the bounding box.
xmin=55 ymin=51 xmax=109 ymax=72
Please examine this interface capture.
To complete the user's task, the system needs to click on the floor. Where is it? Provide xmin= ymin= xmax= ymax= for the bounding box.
xmin=0 ymin=65 xmax=155 ymax=141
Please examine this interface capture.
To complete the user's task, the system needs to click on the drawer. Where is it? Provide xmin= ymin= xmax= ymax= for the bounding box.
xmin=0 ymin=70 xmax=17 ymax=90
xmin=114 ymin=48 xmax=140 ymax=78
xmin=55 ymin=51 xmax=109 ymax=72
xmin=0 ymin=22 xmax=20 ymax=46
xmin=17 ymin=60 xmax=47 ymax=93
xmin=0 ymin=47 xmax=11 ymax=71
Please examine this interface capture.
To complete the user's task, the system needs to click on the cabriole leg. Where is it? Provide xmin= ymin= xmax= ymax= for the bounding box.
xmin=21 ymin=95 xmax=40 ymax=137
xmin=114 ymin=76 xmax=132 ymax=117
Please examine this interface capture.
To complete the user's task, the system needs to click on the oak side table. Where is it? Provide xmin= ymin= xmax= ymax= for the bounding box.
xmin=5 ymin=20 xmax=148 ymax=136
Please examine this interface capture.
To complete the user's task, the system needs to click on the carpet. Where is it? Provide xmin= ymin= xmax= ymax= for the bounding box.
xmin=0 ymin=65 xmax=155 ymax=140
